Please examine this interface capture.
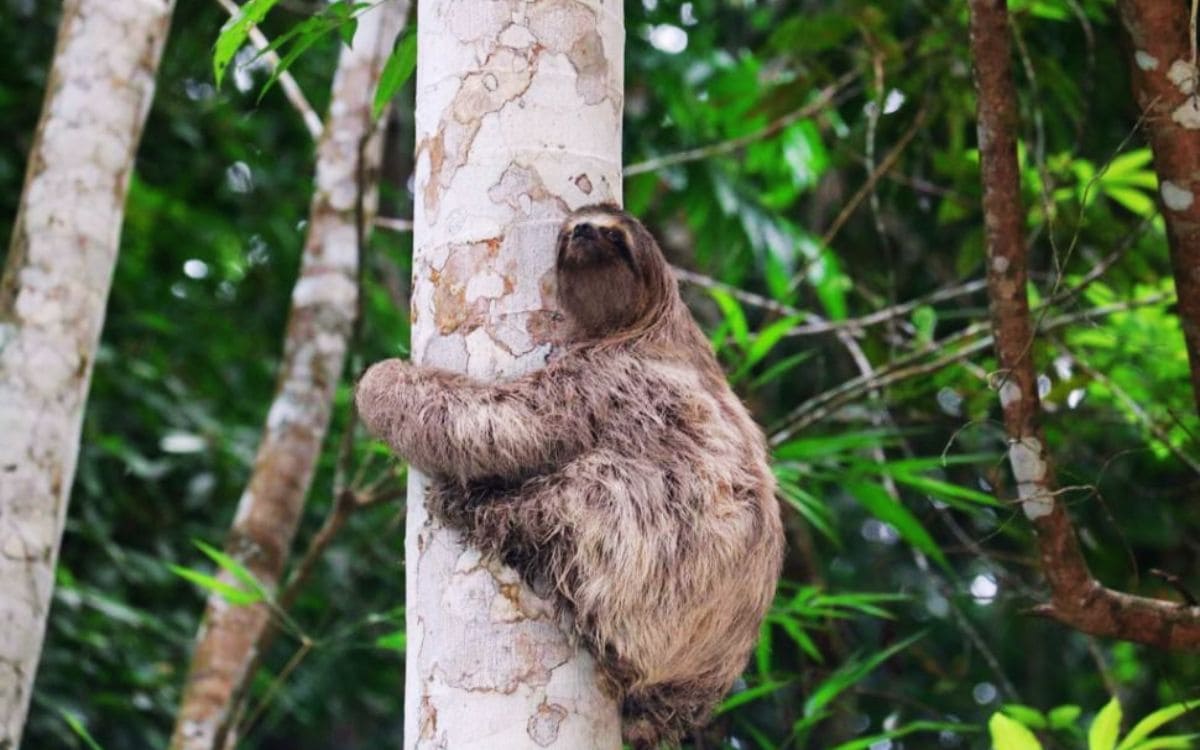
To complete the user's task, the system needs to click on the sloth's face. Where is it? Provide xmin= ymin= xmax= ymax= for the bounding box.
xmin=556 ymin=206 xmax=646 ymax=337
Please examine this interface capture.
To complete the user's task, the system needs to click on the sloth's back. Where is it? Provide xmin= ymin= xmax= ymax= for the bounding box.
xmin=561 ymin=353 xmax=783 ymax=715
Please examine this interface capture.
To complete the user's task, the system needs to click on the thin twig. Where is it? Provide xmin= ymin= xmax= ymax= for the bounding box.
xmin=375 ymin=215 xmax=414 ymax=232
xmin=214 ymin=0 xmax=323 ymax=140
xmin=820 ymin=103 xmax=928 ymax=247
xmin=673 ymin=265 xmax=988 ymax=338
xmin=769 ymin=294 xmax=1172 ymax=444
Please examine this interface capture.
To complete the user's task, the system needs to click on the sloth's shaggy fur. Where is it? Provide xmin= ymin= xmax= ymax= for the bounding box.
xmin=356 ymin=204 xmax=784 ymax=748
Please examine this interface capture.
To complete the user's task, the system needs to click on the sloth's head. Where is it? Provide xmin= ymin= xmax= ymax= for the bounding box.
xmin=556 ymin=204 xmax=676 ymax=340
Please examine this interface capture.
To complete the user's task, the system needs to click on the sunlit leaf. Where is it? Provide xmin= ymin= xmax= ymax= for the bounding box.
xmin=1090 ymin=698 xmax=1123 ymax=750
xmin=990 ymin=712 xmax=1044 ymax=750
xmin=169 ymin=565 xmax=262 ymax=606
xmin=1117 ymin=701 xmax=1199 ymax=750
xmin=1002 ymin=704 xmax=1049 ymax=730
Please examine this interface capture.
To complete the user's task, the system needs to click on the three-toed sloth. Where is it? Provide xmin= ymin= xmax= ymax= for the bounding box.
xmin=356 ymin=204 xmax=784 ymax=748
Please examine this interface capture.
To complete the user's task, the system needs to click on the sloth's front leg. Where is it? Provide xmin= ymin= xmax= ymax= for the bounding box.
xmin=355 ymin=358 xmax=597 ymax=483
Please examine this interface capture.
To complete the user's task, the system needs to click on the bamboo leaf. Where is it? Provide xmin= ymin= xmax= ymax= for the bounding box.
xmin=169 ymin=565 xmax=262 ymax=606
xmin=709 ymin=288 xmax=750 ymax=348
xmin=846 ymin=481 xmax=949 ymax=570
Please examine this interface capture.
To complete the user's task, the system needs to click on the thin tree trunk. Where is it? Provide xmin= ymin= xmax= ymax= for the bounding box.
xmin=405 ymin=1 xmax=624 ymax=746
xmin=0 ymin=1 xmax=174 ymax=744
xmin=169 ymin=5 xmax=407 ymax=748
xmin=968 ymin=0 xmax=1200 ymax=650
xmin=1115 ymin=0 xmax=1200 ymax=415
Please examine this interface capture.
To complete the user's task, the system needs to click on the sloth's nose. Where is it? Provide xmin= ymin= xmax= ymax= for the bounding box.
xmin=571 ymin=222 xmax=596 ymax=241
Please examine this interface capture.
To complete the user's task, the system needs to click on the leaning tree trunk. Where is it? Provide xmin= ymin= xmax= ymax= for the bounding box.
xmin=405 ymin=1 xmax=624 ymax=746
xmin=0 ymin=1 xmax=174 ymax=745
xmin=169 ymin=5 xmax=408 ymax=749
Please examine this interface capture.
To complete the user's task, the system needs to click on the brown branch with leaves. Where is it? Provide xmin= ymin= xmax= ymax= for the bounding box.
xmin=1116 ymin=0 xmax=1200 ymax=415
xmin=968 ymin=0 xmax=1200 ymax=650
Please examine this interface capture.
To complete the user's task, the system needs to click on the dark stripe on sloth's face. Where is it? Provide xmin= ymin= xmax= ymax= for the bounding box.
xmin=601 ymin=226 xmax=638 ymax=276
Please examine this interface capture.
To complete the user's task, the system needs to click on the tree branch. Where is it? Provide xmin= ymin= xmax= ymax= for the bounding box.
xmin=1116 ymin=0 xmax=1200 ymax=415
xmin=969 ymin=0 xmax=1200 ymax=650
xmin=214 ymin=0 xmax=323 ymax=140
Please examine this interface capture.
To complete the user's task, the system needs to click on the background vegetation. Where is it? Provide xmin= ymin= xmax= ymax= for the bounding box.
xmin=1 ymin=0 xmax=1197 ymax=747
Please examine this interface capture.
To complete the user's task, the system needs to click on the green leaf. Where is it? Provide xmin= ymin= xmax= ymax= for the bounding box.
xmin=169 ymin=565 xmax=262 ymax=606
xmin=1002 ymin=704 xmax=1049 ymax=730
xmin=912 ymin=305 xmax=937 ymax=343
xmin=1128 ymin=735 xmax=1200 ymax=749
xmin=731 ymin=314 xmax=804 ymax=383
xmin=802 ymin=631 xmax=924 ymax=719
xmin=375 ymin=629 xmax=407 ymax=652
xmin=715 ymin=680 xmax=790 ymax=715
xmin=338 ymin=16 xmax=358 ymax=46
xmin=193 ymin=539 xmax=266 ymax=598
xmin=1117 ymin=701 xmax=1199 ymax=750
xmin=775 ymin=475 xmax=836 ymax=541
xmin=774 ymin=430 xmax=899 ymax=461
xmin=751 ymin=351 xmax=814 ymax=389
xmin=830 ymin=720 xmax=976 ymax=750
xmin=889 ymin=472 xmax=1002 ymax=509
xmin=709 ymin=289 xmax=750 ymax=347
xmin=1050 ymin=705 xmax=1083 ymax=729
xmin=214 ymin=0 xmax=283 ymax=85
xmin=1104 ymin=187 xmax=1157 ymax=218
xmin=1090 ymin=698 xmax=1124 ymax=750
xmin=59 ymin=709 xmax=105 ymax=750
xmin=846 ymin=481 xmax=949 ymax=570
xmin=990 ymin=712 xmax=1044 ymax=750
xmin=373 ymin=29 xmax=417 ymax=120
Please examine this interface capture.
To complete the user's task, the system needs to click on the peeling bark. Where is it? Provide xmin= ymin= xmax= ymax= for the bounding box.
xmin=406 ymin=1 xmax=624 ymax=746
xmin=169 ymin=5 xmax=408 ymax=748
xmin=969 ymin=0 xmax=1200 ymax=650
xmin=0 ymin=1 xmax=174 ymax=744
xmin=1116 ymin=0 xmax=1200 ymax=414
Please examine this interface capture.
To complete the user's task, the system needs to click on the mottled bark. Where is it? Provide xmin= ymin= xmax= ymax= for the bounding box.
xmin=0 ymin=1 xmax=174 ymax=744
xmin=1116 ymin=0 xmax=1200 ymax=414
xmin=169 ymin=5 xmax=408 ymax=748
xmin=405 ymin=1 xmax=624 ymax=746
xmin=969 ymin=0 xmax=1200 ymax=650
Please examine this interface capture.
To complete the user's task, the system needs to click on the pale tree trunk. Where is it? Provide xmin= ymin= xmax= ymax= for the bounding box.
xmin=0 ymin=1 xmax=174 ymax=745
xmin=169 ymin=4 xmax=408 ymax=748
xmin=406 ymin=1 xmax=623 ymax=747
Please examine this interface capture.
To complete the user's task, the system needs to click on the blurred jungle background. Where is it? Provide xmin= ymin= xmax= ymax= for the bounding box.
xmin=1 ymin=0 xmax=1198 ymax=748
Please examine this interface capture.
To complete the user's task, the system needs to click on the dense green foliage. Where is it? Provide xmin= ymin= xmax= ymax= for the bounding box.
xmin=2 ymin=0 xmax=1198 ymax=748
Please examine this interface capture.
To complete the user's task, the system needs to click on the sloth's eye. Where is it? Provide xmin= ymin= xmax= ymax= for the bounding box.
xmin=602 ymin=227 xmax=625 ymax=246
